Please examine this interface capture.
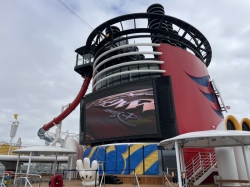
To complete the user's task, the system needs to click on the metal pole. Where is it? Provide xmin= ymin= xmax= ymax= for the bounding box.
xmin=25 ymin=152 xmax=32 ymax=186
xmin=69 ymin=154 xmax=73 ymax=181
xmin=179 ymin=147 xmax=185 ymax=172
xmin=242 ymin=145 xmax=250 ymax=183
xmin=134 ymin=169 xmax=135 ymax=187
xmin=14 ymin=153 xmax=20 ymax=184
xmin=175 ymin=141 xmax=182 ymax=187
xmin=54 ymin=153 xmax=58 ymax=175
xmin=8 ymin=137 xmax=13 ymax=155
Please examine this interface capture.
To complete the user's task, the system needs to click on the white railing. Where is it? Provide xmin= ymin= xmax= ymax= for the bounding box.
xmin=186 ymin=150 xmax=217 ymax=182
xmin=134 ymin=172 xmax=140 ymax=187
xmin=163 ymin=171 xmax=174 ymax=187
xmin=14 ymin=173 xmax=42 ymax=187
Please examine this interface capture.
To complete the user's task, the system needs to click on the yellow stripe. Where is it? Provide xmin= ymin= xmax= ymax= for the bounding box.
xmin=144 ymin=150 xmax=158 ymax=172
xmin=130 ymin=144 xmax=143 ymax=174
xmin=131 ymin=161 xmax=143 ymax=174
xmin=241 ymin=118 xmax=250 ymax=129
xmin=121 ymin=147 xmax=129 ymax=174
xmin=130 ymin=144 xmax=142 ymax=155
xmin=88 ymin=147 xmax=97 ymax=159
xmin=106 ymin=145 xmax=115 ymax=154
xmin=225 ymin=115 xmax=241 ymax=130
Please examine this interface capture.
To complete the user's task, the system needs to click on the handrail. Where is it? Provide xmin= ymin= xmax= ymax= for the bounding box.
xmin=134 ymin=172 xmax=140 ymax=187
xmin=163 ymin=171 xmax=174 ymax=187
xmin=99 ymin=171 xmax=105 ymax=187
xmin=14 ymin=173 xmax=42 ymax=187
xmin=186 ymin=150 xmax=217 ymax=183
xmin=15 ymin=177 xmax=33 ymax=187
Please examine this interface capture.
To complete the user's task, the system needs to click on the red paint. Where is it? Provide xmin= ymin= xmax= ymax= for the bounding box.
xmin=43 ymin=76 xmax=91 ymax=131
xmin=157 ymin=44 xmax=223 ymax=161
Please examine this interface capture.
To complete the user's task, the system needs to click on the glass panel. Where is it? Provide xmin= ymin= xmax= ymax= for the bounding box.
xmin=121 ymin=67 xmax=129 ymax=83
xmin=106 ymin=70 xmax=113 ymax=87
xmin=139 ymin=64 xmax=150 ymax=79
xmin=96 ymin=83 xmax=101 ymax=91
xmin=77 ymin=54 xmax=83 ymax=65
xmin=129 ymin=65 xmax=139 ymax=81
xmin=83 ymin=53 xmax=93 ymax=64
xmin=101 ymin=73 xmax=107 ymax=89
xmin=113 ymin=68 xmax=121 ymax=85
xmin=149 ymin=64 xmax=160 ymax=70
xmin=149 ymin=64 xmax=161 ymax=78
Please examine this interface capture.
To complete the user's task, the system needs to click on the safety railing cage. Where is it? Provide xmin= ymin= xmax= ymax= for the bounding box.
xmin=74 ymin=4 xmax=212 ymax=91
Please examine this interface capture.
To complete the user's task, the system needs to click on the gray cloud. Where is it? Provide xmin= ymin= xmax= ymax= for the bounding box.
xmin=0 ymin=0 xmax=249 ymax=145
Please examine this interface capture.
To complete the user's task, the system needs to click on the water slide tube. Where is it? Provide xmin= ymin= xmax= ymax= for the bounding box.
xmin=37 ymin=76 xmax=91 ymax=139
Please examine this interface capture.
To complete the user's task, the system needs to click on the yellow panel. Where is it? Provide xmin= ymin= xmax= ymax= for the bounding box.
xmin=121 ymin=148 xmax=129 ymax=174
xmin=88 ymin=147 xmax=97 ymax=159
xmin=144 ymin=150 xmax=158 ymax=171
xmin=106 ymin=145 xmax=115 ymax=154
xmin=130 ymin=144 xmax=142 ymax=155
xmin=133 ymin=161 xmax=143 ymax=174
xmin=130 ymin=144 xmax=143 ymax=174
xmin=0 ymin=144 xmax=18 ymax=155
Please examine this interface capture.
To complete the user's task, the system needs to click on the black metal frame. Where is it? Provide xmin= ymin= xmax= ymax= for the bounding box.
xmin=80 ymin=77 xmax=177 ymax=146
xmin=75 ymin=13 xmax=212 ymax=68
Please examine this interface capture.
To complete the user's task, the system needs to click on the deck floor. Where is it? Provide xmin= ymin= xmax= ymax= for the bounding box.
xmin=8 ymin=179 xmax=169 ymax=187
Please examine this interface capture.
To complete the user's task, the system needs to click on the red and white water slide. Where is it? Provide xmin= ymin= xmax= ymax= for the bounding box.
xmin=37 ymin=76 xmax=91 ymax=140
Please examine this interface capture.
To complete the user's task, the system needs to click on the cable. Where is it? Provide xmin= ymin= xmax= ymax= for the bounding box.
xmin=56 ymin=0 xmax=94 ymax=30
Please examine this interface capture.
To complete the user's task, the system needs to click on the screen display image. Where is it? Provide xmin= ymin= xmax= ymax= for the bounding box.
xmin=84 ymin=81 xmax=157 ymax=141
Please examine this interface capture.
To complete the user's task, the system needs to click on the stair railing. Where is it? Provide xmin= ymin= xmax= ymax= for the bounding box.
xmin=99 ymin=171 xmax=105 ymax=187
xmin=134 ymin=170 xmax=140 ymax=187
xmin=186 ymin=150 xmax=216 ymax=182
xmin=163 ymin=171 xmax=174 ymax=187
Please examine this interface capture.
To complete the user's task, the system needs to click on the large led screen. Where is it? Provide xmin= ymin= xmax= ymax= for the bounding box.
xmin=84 ymin=80 xmax=157 ymax=142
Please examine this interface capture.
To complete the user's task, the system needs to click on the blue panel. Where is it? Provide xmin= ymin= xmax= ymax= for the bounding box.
xmin=84 ymin=148 xmax=91 ymax=158
xmin=144 ymin=161 xmax=159 ymax=175
xmin=105 ymin=146 xmax=116 ymax=174
xmin=144 ymin=144 xmax=157 ymax=157
xmin=213 ymin=108 xmax=224 ymax=118
xmin=144 ymin=144 xmax=159 ymax=175
xmin=116 ymin=145 xmax=129 ymax=174
xmin=188 ymin=75 xmax=210 ymax=87
xmin=96 ymin=147 xmax=105 ymax=174
xmin=129 ymin=145 xmax=143 ymax=174
xmin=201 ymin=91 xmax=215 ymax=102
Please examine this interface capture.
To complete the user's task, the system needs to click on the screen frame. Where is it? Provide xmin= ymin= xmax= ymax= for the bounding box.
xmin=81 ymin=78 xmax=162 ymax=145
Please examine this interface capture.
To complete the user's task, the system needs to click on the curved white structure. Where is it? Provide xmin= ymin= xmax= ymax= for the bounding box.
xmin=93 ymin=60 xmax=164 ymax=82
xmin=93 ymin=43 xmax=161 ymax=69
xmin=64 ymin=137 xmax=82 ymax=179
xmin=92 ymin=69 xmax=166 ymax=89
xmin=215 ymin=147 xmax=240 ymax=185
xmin=93 ymin=51 xmax=162 ymax=74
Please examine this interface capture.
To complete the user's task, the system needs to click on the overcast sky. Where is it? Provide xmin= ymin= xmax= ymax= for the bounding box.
xmin=0 ymin=0 xmax=249 ymax=146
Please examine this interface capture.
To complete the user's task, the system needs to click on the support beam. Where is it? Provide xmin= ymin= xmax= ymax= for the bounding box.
xmin=175 ymin=141 xmax=182 ymax=187
xmin=241 ymin=145 xmax=250 ymax=183
xmin=14 ymin=153 xmax=20 ymax=184
xmin=25 ymin=152 xmax=32 ymax=186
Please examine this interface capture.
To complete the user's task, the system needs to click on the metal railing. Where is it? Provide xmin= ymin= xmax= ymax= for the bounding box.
xmin=186 ymin=150 xmax=217 ymax=182
xmin=14 ymin=173 xmax=42 ymax=187
xmin=163 ymin=171 xmax=174 ymax=187
xmin=0 ymin=172 xmax=9 ymax=187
